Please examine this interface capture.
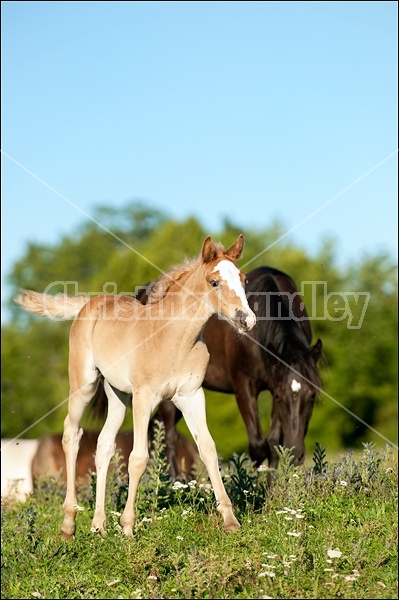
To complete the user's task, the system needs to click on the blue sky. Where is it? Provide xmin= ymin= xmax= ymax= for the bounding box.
xmin=2 ymin=1 xmax=398 ymax=322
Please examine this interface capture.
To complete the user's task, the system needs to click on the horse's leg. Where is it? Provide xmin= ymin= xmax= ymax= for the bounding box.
xmin=91 ymin=380 xmax=127 ymax=535
xmin=120 ymin=390 xmax=154 ymax=537
xmin=60 ymin=355 xmax=98 ymax=540
xmin=234 ymin=376 xmax=270 ymax=466
xmin=153 ymin=400 xmax=179 ymax=479
xmin=266 ymin=399 xmax=283 ymax=469
xmin=175 ymin=388 xmax=240 ymax=532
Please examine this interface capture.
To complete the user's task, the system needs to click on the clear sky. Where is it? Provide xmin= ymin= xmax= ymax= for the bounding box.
xmin=2 ymin=1 xmax=398 ymax=322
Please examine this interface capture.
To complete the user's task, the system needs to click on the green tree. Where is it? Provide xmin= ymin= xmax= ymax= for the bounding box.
xmin=2 ymin=202 xmax=397 ymax=456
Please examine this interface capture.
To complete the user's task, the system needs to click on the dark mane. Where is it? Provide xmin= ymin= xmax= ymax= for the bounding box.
xmin=246 ymin=266 xmax=321 ymax=392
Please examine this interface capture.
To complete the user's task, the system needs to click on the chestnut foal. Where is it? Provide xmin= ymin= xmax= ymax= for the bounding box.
xmin=16 ymin=235 xmax=256 ymax=539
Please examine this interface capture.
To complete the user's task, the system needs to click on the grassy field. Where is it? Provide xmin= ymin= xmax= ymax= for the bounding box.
xmin=1 ymin=430 xmax=398 ymax=599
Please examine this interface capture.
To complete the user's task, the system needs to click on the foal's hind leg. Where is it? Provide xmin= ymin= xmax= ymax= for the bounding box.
xmin=91 ymin=380 xmax=127 ymax=535
xmin=175 ymin=388 xmax=240 ymax=532
xmin=60 ymin=359 xmax=99 ymax=540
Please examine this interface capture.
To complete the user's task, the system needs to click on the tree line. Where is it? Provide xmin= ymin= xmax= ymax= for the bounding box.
xmin=2 ymin=201 xmax=397 ymax=458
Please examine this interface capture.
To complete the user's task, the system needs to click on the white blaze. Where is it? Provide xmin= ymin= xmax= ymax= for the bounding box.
xmin=291 ymin=379 xmax=302 ymax=392
xmin=212 ymin=260 xmax=248 ymax=305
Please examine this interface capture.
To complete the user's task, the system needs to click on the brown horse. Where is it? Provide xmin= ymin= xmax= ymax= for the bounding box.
xmin=136 ymin=266 xmax=323 ymax=473
xmin=16 ymin=235 xmax=256 ymax=539
xmin=32 ymin=427 xmax=198 ymax=489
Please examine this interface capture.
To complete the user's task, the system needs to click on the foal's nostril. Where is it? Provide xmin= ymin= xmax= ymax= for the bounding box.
xmin=235 ymin=309 xmax=250 ymax=330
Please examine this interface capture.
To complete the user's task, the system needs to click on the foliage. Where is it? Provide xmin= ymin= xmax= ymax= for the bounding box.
xmin=1 ymin=437 xmax=397 ymax=599
xmin=1 ymin=200 xmax=398 ymax=455
xmin=312 ymin=442 xmax=329 ymax=475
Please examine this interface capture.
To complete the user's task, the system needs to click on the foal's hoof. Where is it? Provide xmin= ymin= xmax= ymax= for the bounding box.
xmin=60 ymin=529 xmax=74 ymax=542
xmin=224 ymin=517 xmax=241 ymax=532
xmin=90 ymin=526 xmax=107 ymax=538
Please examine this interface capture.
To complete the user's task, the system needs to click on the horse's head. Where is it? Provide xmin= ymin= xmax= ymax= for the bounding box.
xmin=268 ymin=338 xmax=323 ymax=465
xmin=201 ymin=235 xmax=256 ymax=334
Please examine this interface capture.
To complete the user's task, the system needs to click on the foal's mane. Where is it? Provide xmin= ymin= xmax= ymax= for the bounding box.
xmin=147 ymin=243 xmax=226 ymax=304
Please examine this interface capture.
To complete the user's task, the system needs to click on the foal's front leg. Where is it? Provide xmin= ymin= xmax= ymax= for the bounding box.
xmin=120 ymin=391 xmax=154 ymax=536
xmin=175 ymin=388 xmax=240 ymax=532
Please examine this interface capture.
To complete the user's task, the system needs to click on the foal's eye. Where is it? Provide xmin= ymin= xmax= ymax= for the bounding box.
xmin=210 ymin=279 xmax=220 ymax=288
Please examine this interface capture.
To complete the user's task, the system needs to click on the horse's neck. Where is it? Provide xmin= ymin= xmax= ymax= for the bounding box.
xmin=157 ymin=266 xmax=211 ymax=342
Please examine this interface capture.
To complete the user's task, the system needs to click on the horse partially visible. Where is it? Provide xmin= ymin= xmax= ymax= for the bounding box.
xmin=32 ymin=425 xmax=198 ymax=489
xmin=138 ymin=266 xmax=323 ymax=471
xmin=1 ymin=438 xmax=39 ymax=504
xmin=16 ymin=234 xmax=256 ymax=539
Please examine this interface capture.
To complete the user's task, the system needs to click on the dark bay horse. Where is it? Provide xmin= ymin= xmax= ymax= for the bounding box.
xmin=139 ymin=266 xmax=323 ymax=472
xmin=16 ymin=235 xmax=256 ymax=538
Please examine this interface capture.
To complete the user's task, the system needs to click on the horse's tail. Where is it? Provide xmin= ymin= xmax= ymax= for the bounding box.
xmin=15 ymin=289 xmax=88 ymax=320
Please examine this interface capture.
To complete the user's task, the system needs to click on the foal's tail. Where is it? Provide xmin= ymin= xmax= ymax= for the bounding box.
xmin=15 ymin=289 xmax=88 ymax=320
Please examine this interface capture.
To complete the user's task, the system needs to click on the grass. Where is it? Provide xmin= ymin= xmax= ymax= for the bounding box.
xmin=1 ymin=425 xmax=398 ymax=599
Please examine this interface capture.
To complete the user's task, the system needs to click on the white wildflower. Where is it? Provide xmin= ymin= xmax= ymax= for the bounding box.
xmin=258 ymin=571 xmax=275 ymax=578
xmin=340 ymin=480 xmax=347 ymax=486
xmin=172 ymin=481 xmax=188 ymax=490
xmin=287 ymin=531 xmax=301 ymax=537
xmin=327 ymin=549 xmax=342 ymax=559
xmin=176 ymin=535 xmax=183 ymax=540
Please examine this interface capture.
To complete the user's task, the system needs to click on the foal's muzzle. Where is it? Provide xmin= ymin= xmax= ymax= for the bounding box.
xmin=235 ymin=308 xmax=256 ymax=332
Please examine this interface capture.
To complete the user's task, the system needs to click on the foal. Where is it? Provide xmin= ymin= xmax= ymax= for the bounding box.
xmin=16 ymin=235 xmax=256 ymax=539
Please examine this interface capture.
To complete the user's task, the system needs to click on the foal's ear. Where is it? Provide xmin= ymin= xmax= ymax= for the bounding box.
xmin=309 ymin=338 xmax=323 ymax=364
xmin=201 ymin=235 xmax=218 ymax=263
xmin=225 ymin=234 xmax=245 ymax=261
